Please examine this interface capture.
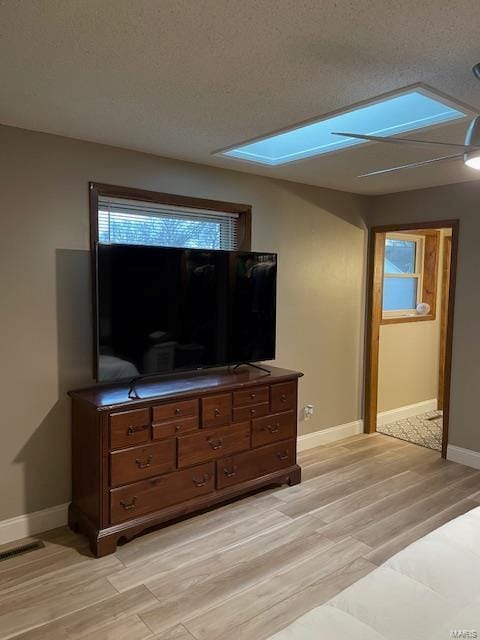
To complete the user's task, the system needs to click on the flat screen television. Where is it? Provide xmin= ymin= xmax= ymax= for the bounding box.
xmin=95 ymin=244 xmax=277 ymax=382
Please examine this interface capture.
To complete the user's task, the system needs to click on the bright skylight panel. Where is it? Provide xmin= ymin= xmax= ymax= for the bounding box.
xmin=220 ymin=90 xmax=468 ymax=165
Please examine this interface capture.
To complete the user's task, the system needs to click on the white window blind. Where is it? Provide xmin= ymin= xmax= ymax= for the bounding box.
xmin=98 ymin=196 xmax=239 ymax=250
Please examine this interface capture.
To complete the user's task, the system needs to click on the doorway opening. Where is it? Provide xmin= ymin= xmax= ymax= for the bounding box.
xmin=364 ymin=220 xmax=459 ymax=457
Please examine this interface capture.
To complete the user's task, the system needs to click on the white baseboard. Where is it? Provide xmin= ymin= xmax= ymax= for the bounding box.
xmin=446 ymin=445 xmax=480 ymax=470
xmin=0 ymin=503 xmax=69 ymax=545
xmin=377 ymin=399 xmax=438 ymax=428
xmin=297 ymin=420 xmax=364 ymax=452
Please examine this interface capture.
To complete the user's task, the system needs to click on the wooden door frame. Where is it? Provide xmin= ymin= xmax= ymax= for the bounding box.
xmin=364 ymin=219 xmax=459 ymax=458
xmin=438 ymin=235 xmax=452 ymax=411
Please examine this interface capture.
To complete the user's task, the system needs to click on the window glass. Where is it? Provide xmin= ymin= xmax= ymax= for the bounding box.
xmin=383 ymin=277 xmax=418 ymax=311
xmin=98 ymin=211 xmax=223 ymax=249
xmin=384 ymin=239 xmax=416 ymax=274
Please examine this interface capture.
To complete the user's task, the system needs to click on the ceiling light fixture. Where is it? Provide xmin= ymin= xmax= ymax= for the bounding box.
xmin=464 ymin=116 xmax=480 ymax=168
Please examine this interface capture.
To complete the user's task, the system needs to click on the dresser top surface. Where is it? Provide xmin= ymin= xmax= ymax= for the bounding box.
xmin=69 ymin=365 xmax=303 ymax=410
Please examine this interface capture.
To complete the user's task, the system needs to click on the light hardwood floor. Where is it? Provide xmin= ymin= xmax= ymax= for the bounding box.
xmin=1 ymin=433 xmax=480 ymax=640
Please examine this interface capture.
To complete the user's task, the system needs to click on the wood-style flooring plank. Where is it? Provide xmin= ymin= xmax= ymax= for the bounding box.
xmin=10 ymin=585 xmax=159 ymax=640
xmin=108 ymin=509 xmax=290 ymax=592
xmin=183 ymin=537 xmax=371 ymax=640
xmin=300 ymin=439 xmax=435 ymax=483
xmin=141 ymin=530 xmax=334 ymax=634
xmin=0 ymin=548 xmax=97 ymax=592
xmin=277 ymin=442 xmax=444 ymax=517
xmin=71 ymin=615 xmax=152 ymax=640
xmin=275 ymin=448 xmax=416 ymax=505
xmin=150 ymin=625 xmax=197 ymax=640
xmin=310 ymin=470 xmax=422 ymax=523
xmin=302 ymin=433 xmax=378 ymax=452
xmin=355 ymin=471 xmax=480 ymax=548
xmin=144 ymin=514 xmax=321 ymax=600
xmin=217 ymin=557 xmax=377 ymax=640
xmin=365 ymin=497 xmax=479 ymax=566
xmin=278 ymin=464 xmax=424 ymax=519
xmin=0 ymin=556 xmax=122 ymax=640
xmin=297 ymin=444 xmax=351 ymax=466
xmin=340 ymin=434 xmax=409 ymax=453
xmin=300 ymin=444 xmax=393 ymax=481
xmin=313 ymin=462 xmax=478 ymax=541
xmin=115 ymin=493 xmax=284 ymax=567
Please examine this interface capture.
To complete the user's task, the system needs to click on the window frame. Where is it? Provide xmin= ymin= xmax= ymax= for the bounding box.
xmin=89 ymin=182 xmax=252 ymax=253
xmin=381 ymin=229 xmax=440 ymax=324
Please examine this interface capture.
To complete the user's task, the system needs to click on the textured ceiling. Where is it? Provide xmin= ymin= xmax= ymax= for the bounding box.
xmin=1 ymin=0 xmax=480 ymax=195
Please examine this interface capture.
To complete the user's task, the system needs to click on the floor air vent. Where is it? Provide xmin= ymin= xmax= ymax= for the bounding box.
xmin=0 ymin=540 xmax=45 ymax=562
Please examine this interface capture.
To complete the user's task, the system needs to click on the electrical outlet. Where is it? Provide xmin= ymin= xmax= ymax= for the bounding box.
xmin=304 ymin=404 xmax=314 ymax=420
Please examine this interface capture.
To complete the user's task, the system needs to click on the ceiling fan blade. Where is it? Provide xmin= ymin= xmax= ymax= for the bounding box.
xmin=332 ymin=131 xmax=478 ymax=151
xmin=358 ymin=153 xmax=464 ymax=178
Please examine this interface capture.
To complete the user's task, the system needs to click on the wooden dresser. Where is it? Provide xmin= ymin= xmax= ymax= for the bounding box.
xmin=68 ymin=366 xmax=303 ymax=556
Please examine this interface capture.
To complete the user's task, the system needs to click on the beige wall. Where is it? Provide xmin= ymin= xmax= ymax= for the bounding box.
xmin=378 ymin=321 xmax=440 ymax=413
xmin=378 ymin=233 xmax=445 ymax=413
xmin=0 ymin=124 xmax=367 ymax=520
xmin=369 ymin=182 xmax=480 ymax=452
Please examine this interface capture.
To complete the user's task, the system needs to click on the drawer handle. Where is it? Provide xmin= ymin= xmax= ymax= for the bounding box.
xmin=214 ymin=408 xmax=221 ymax=417
xmin=135 ymin=455 xmax=153 ymax=469
xmin=193 ymin=474 xmax=209 ymax=487
xmin=175 ymin=425 xmax=181 ymax=432
xmin=127 ymin=425 xmax=146 ymax=435
xmin=175 ymin=408 xmax=181 ymax=415
xmin=277 ymin=452 xmax=289 ymax=461
xmin=208 ymin=438 xmax=224 ymax=450
xmin=250 ymin=408 xmax=256 ymax=415
xmin=250 ymin=393 xmax=256 ymax=400
xmin=223 ymin=467 xmax=237 ymax=478
xmin=120 ymin=496 xmax=137 ymax=510
xmin=280 ymin=394 xmax=287 ymax=402
xmin=267 ymin=423 xmax=280 ymax=433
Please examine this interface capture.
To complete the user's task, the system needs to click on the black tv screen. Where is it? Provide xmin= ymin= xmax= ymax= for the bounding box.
xmin=95 ymin=244 xmax=277 ymax=381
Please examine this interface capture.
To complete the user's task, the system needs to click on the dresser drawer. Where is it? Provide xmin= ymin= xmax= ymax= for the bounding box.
xmin=109 ymin=409 xmax=151 ymax=450
xmin=270 ymin=382 xmax=296 ymax=413
xmin=152 ymin=416 xmax=199 ymax=439
xmin=178 ymin=422 xmax=250 ymax=468
xmin=152 ymin=399 xmax=198 ymax=423
xmin=110 ymin=440 xmax=176 ymax=487
xmin=110 ymin=462 xmax=215 ymax=524
xmin=233 ymin=403 xmax=269 ymax=422
xmin=233 ymin=386 xmax=269 ymax=407
xmin=252 ymin=411 xmax=296 ymax=448
xmin=217 ymin=439 xmax=296 ymax=489
xmin=201 ymin=393 xmax=232 ymax=428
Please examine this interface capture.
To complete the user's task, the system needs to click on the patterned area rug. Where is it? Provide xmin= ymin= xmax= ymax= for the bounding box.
xmin=378 ymin=410 xmax=443 ymax=452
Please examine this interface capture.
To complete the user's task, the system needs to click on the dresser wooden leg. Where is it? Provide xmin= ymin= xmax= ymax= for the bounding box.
xmin=91 ymin=534 xmax=118 ymax=558
xmin=288 ymin=466 xmax=302 ymax=486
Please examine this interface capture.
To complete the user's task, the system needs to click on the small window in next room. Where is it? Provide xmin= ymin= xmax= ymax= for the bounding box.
xmin=382 ymin=231 xmax=439 ymax=324
xmin=383 ymin=234 xmax=423 ymax=313
xmin=90 ymin=183 xmax=252 ymax=252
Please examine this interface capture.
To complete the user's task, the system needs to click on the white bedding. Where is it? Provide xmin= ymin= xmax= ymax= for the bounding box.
xmin=269 ymin=507 xmax=480 ymax=640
